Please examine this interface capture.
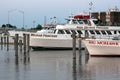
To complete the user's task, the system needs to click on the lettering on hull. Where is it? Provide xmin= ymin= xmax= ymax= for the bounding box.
xmin=88 ymin=40 xmax=119 ymax=46
xmin=31 ymin=34 xmax=57 ymax=37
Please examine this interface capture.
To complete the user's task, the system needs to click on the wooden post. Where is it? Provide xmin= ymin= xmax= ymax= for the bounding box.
xmin=4 ymin=36 xmax=6 ymax=46
xmin=78 ymin=33 xmax=82 ymax=65
xmin=78 ymin=34 xmax=82 ymax=57
xmin=27 ymin=34 xmax=30 ymax=52
xmin=23 ymin=34 xmax=27 ymax=60
xmin=1 ymin=36 xmax=3 ymax=44
xmin=19 ymin=40 xmax=23 ymax=60
xmin=7 ymin=35 xmax=9 ymax=51
xmin=14 ymin=37 xmax=16 ymax=50
xmin=27 ymin=34 xmax=30 ymax=61
xmin=72 ymin=31 xmax=76 ymax=60
xmin=1 ymin=36 xmax=3 ymax=50
xmin=15 ymin=34 xmax=19 ymax=59
xmin=72 ymin=32 xmax=77 ymax=76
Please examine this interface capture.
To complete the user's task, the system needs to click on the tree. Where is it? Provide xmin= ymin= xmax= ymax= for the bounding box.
xmin=2 ymin=24 xmax=6 ymax=28
xmin=36 ymin=24 xmax=43 ymax=30
xmin=6 ymin=24 xmax=13 ymax=28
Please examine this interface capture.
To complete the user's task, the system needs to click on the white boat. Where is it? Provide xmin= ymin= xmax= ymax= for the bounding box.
xmin=30 ymin=27 xmax=85 ymax=50
xmin=82 ymin=22 xmax=120 ymax=56
xmin=30 ymin=14 xmax=94 ymax=50
xmin=83 ymin=35 xmax=120 ymax=56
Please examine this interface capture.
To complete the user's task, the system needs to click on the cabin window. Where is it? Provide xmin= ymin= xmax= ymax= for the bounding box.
xmin=118 ymin=31 xmax=120 ymax=34
xmin=89 ymin=30 xmax=95 ymax=34
xmin=93 ymin=20 xmax=98 ymax=25
xmin=101 ymin=30 xmax=106 ymax=35
xmin=65 ymin=30 xmax=71 ymax=34
xmin=79 ymin=21 xmax=84 ymax=24
xmin=67 ymin=20 xmax=70 ymax=23
xmin=71 ymin=30 xmax=77 ymax=34
xmin=54 ymin=30 xmax=56 ymax=33
xmin=72 ymin=20 xmax=78 ymax=24
xmin=114 ymin=31 xmax=117 ymax=34
xmin=77 ymin=30 xmax=83 ymax=34
xmin=95 ymin=30 xmax=101 ymax=35
xmin=83 ymin=20 xmax=88 ymax=24
xmin=106 ymin=30 xmax=112 ymax=35
xmin=58 ymin=30 xmax=65 ymax=34
xmin=93 ymin=19 xmax=101 ymax=26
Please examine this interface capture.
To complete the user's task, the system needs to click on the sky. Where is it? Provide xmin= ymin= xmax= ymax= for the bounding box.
xmin=0 ymin=0 xmax=120 ymax=28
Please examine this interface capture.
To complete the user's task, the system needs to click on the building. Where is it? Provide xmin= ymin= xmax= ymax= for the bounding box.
xmin=92 ymin=7 xmax=120 ymax=26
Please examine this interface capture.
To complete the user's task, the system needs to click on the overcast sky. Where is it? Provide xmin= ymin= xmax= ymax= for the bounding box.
xmin=0 ymin=0 xmax=119 ymax=28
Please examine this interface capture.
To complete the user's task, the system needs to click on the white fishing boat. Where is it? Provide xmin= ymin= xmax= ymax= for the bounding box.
xmin=83 ymin=35 xmax=120 ymax=56
xmin=30 ymin=14 xmax=93 ymax=50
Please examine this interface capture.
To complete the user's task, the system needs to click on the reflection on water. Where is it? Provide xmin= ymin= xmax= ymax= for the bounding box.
xmin=76 ymin=57 xmax=120 ymax=80
xmin=1 ymin=45 xmax=120 ymax=80
xmin=86 ymin=57 xmax=120 ymax=80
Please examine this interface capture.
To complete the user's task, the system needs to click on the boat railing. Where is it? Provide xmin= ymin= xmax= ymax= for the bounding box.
xmin=89 ymin=35 xmax=117 ymax=40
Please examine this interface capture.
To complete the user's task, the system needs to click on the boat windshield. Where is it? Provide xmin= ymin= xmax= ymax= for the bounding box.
xmin=72 ymin=20 xmax=78 ymax=24
xmin=93 ymin=20 xmax=101 ymax=26
xmin=78 ymin=19 xmax=88 ymax=24
xmin=37 ymin=28 xmax=55 ymax=33
xmin=66 ymin=18 xmax=87 ymax=25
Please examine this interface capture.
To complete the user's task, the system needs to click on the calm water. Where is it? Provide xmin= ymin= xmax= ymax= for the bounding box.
xmin=1 ymin=45 xmax=120 ymax=80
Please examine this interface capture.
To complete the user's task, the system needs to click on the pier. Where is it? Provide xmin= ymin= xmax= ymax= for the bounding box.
xmin=0 ymin=31 xmax=30 ymax=63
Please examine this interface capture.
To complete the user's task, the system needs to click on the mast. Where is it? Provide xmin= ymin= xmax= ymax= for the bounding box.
xmin=89 ymin=2 xmax=93 ymax=18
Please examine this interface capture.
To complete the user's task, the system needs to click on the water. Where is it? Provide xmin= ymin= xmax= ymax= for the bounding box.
xmin=1 ymin=45 xmax=120 ymax=80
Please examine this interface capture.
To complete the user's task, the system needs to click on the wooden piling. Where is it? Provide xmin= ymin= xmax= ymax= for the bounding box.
xmin=1 ymin=36 xmax=3 ymax=50
xmin=7 ymin=35 xmax=9 ymax=51
xmin=72 ymin=32 xmax=77 ymax=76
xmin=78 ymin=34 xmax=82 ymax=57
xmin=1 ymin=36 xmax=3 ymax=44
xmin=15 ymin=34 xmax=19 ymax=59
xmin=4 ymin=36 xmax=6 ymax=46
xmin=27 ymin=34 xmax=30 ymax=61
xmin=4 ymin=36 xmax=5 ymax=44
xmin=72 ymin=31 xmax=76 ymax=60
xmin=27 ymin=34 xmax=30 ymax=52
xmin=72 ymin=31 xmax=77 ymax=75
xmin=14 ymin=37 xmax=16 ymax=50
xmin=23 ymin=34 xmax=27 ymax=60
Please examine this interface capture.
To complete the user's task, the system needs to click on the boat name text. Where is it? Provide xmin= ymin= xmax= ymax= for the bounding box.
xmin=89 ymin=40 xmax=119 ymax=46
xmin=31 ymin=34 xmax=57 ymax=37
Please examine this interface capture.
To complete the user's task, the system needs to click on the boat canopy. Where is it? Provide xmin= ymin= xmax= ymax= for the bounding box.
xmin=74 ymin=15 xmax=90 ymax=19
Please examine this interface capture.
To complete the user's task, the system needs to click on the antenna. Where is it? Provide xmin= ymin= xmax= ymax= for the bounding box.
xmin=89 ymin=2 xmax=93 ymax=18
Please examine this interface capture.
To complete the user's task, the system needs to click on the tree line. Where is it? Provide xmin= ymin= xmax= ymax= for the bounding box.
xmin=1 ymin=24 xmax=17 ymax=29
xmin=1 ymin=24 xmax=43 ymax=30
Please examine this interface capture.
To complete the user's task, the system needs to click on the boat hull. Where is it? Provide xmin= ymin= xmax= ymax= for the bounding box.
xmin=83 ymin=39 xmax=120 ymax=56
xmin=30 ymin=35 xmax=84 ymax=50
